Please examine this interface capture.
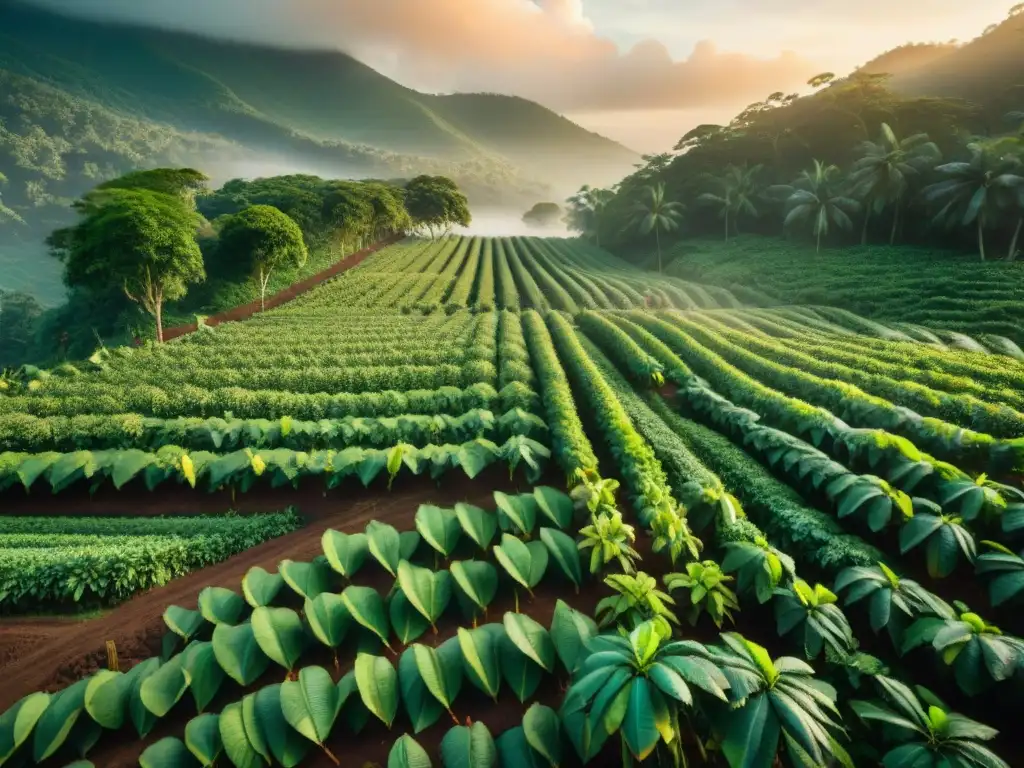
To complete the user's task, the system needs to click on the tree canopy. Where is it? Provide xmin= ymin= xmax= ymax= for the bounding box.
xmin=48 ymin=188 xmax=205 ymax=342
xmin=403 ymin=175 xmax=472 ymax=238
xmin=216 ymin=204 xmax=308 ymax=310
xmin=522 ymin=202 xmax=563 ymax=228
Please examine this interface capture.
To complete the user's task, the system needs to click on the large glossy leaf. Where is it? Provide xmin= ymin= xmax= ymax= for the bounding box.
xmin=0 ymin=692 xmax=51 ymax=761
xmin=388 ymin=734 xmax=433 ymax=768
xmin=450 ymin=560 xmax=499 ymax=617
xmin=539 ymin=528 xmax=583 ymax=591
xmin=458 ymin=625 xmax=504 ymax=700
xmin=455 ymin=503 xmax=498 ymax=551
xmin=495 ymin=492 xmax=537 ymax=536
xmin=251 ymin=606 xmax=306 ymax=672
xmin=164 ymin=605 xmax=205 ymax=642
xmin=212 ymin=622 xmax=270 ymax=686
xmin=218 ymin=701 xmax=266 ymax=768
xmin=355 ymin=653 xmax=399 ymax=728
xmin=322 ymin=529 xmax=369 ymax=579
xmin=32 ymin=678 xmax=88 ymax=762
xmin=496 ymin=727 xmax=545 ymax=768
xmin=550 ymin=599 xmax=598 ymax=675
xmin=415 ymin=505 xmax=463 ymax=557
xmin=341 ymin=585 xmax=393 ymax=650
xmin=493 ymin=535 xmax=548 ymax=595
xmin=140 ymin=655 xmax=191 ymax=717
xmin=622 ymin=678 xmax=659 ymax=760
xmin=253 ymin=684 xmax=310 ymax=767
xmin=720 ymin=694 xmax=780 ymax=768
xmin=534 ymin=486 xmax=574 ymax=529
xmin=83 ymin=671 xmax=128 ymax=730
xmin=304 ymin=593 xmax=352 ymax=650
xmin=456 ymin=440 xmax=499 ymax=479
xmin=412 ymin=639 xmax=464 ymax=713
xmin=523 ymin=703 xmax=562 ymax=766
xmin=499 ymin=634 xmax=543 ymax=703
xmin=180 ymin=641 xmax=226 ymax=714
xmin=280 ymin=666 xmax=343 ymax=748
xmin=503 ymin=612 xmax=556 ymax=672
xmin=198 ymin=587 xmax=246 ymax=626
xmin=397 ymin=560 xmax=452 ymax=630
xmin=280 ymin=557 xmax=333 ymax=600
xmin=440 ymin=722 xmax=497 ymax=768
xmin=184 ymin=713 xmax=223 ymax=766
xmin=139 ymin=737 xmax=201 ymax=768
xmin=367 ymin=520 xmax=403 ymax=576
xmin=389 ymin=588 xmax=431 ymax=644
xmin=242 ymin=567 xmax=284 ymax=608
xmin=398 ymin=648 xmax=445 ymax=734
xmin=126 ymin=658 xmax=161 ymax=738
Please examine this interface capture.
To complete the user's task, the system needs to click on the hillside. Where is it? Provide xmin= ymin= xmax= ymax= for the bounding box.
xmin=856 ymin=42 xmax=959 ymax=79
xmin=887 ymin=11 xmax=1024 ymax=115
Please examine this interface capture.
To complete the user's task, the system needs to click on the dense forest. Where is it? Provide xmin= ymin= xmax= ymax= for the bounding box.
xmin=566 ymin=5 xmax=1024 ymax=265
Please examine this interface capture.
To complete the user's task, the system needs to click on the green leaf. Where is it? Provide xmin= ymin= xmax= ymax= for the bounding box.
xmin=126 ymin=658 xmax=161 ymax=738
xmin=455 ymin=502 xmax=498 ymax=551
xmin=412 ymin=639 xmax=464 ymax=711
xmin=341 ymin=585 xmax=393 ymax=650
xmin=549 ymin=599 xmax=598 ymax=675
xmin=304 ymin=593 xmax=352 ymax=649
xmin=389 ymin=733 xmax=433 ymax=768
xmin=622 ymin=678 xmax=659 ymax=760
xmin=242 ymin=567 xmax=284 ymax=608
xmin=397 ymin=560 xmax=452 ymax=629
xmin=539 ymin=527 xmax=583 ymax=591
xmin=493 ymin=534 xmax=548 ymax=594
xmin=495 ymin=491 xmax=538 ymax=536
xmin=500 ymin=634 xmax=544 ymax=703
xmin=458 ymin=625 xmax=504 ymax=700
xmin=163 ymin=605 xmax=205 ymax=642
xmin=180 ymin=641 xmax=225 ymax=714
xmin=398 ymin=648 xmax=445 ymax=734
xmin=534 ymin=486 xmax=574 ymax=529
xmin=0 ymin=692 xmax=51 ymax=762
xmin=139 ymin=737 xmax=201 ymax=768
xmin=32 ymin=678 xmax=88 ymax=762
xmin=280 ymin=666 xmax=343 ymax=747
xmin=496 ymin=727 xmax=545 ymax=768
xmin=504 ymin=612 xmax=556 ymax=671
xmin=251 ymin=606 xmax=306 ymax=673
xmin=212 ymin=622 xmax=270 ymax=686
xmin=140 ymin=655 xmax=191 ymax=718
xmin=322 ymin=529 xmax=369 ymax=579
xmin=440 ymin=722 xmax=497 ymax=768
xmin=367 ymin=520 xmax=403 ymax=576
xmin=280 ymin=557 xmax=333 ymax=600
xmin=355 ymin=653 xmax=399 ymax=728
xmin=389 ymin=589 xmax=431 ymax=644
xmin=523 ymin=703 xmax=562 ymax=767
xmin=184 ymin=713 xmax=223 ymax=766
xmin=198 ymin=587 xmax=246 ymax=626
xmin=415 ymin=504 xmax=463 ymax=557
xmin=450 ymin=560 xmax=499 ymax=616
xmin=457 ymin=440 xmax=499 ymax=479
xmin=83 ymin=671 xmax=128 ymax=730
xmin=253 ymin=684 xmax=310 ymax=767
xmin=218 ymin=701 xmax=266 ymax=768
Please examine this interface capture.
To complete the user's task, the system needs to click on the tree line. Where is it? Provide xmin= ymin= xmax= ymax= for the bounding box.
xmin=565 ymin=15 xmax=1024 ymax=267
xmin=0 ymin=170 xmax=470 ymax=366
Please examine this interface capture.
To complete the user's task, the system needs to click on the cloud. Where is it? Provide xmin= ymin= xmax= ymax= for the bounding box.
xmin=19 ymin=0 xmax=818 ymax=112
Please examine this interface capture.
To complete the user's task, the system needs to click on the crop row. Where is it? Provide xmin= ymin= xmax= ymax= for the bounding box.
xmin=0 ymin=509 xmax=302 ymax=610
xmin=0 ymin=435 xmax=551 ymax=495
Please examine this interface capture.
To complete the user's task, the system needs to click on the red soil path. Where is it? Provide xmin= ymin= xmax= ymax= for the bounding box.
xmin=162 ymin=233 xmax=404 ymax=341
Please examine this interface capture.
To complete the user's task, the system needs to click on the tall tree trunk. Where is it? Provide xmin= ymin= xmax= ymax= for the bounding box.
xmin=259 ymin=267 xmax=273 ymax=312
xmin=656 ymin=227 xmax=662 ymax=273
xmin=861 ymin=208 xmax=870 ymax=245
xmin=155 ymin=298 xmax=163 ymax=344
xmin=978 ymin=217 xmax=987 ymax=261
xmin=816 ymin=226 xmax=822 ymax=255
xmin=889 ymin=203 xmax=900 ymax=245
xmin=724 ymin=210 xmax=730 ymax=242
xmin=1008 ymin=216 xmax=1022 ymax=261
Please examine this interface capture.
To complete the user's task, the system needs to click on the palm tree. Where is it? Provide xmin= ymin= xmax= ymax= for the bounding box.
xmin=697 ymin=164 xmax=762 ymax=241
xmin=848 ymin=123 xmax=942 ymax=244
xmin=629 ymin=183 xmax=684 ymax=273
xmin=769 ymin=160 xmax=861 ymax=254
xmin=923 ymin=141 xmax=1024 ymax=261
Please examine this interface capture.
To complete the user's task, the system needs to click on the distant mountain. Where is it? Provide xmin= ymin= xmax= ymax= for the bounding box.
xmin=856 ymin=43 xmax=959 ymax=80
xmin=885 ymin=13 xmax=1024 ymax=117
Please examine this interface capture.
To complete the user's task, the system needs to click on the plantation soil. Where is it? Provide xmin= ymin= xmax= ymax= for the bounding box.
xmin=0 ymin=468 xmax=532 ymax=712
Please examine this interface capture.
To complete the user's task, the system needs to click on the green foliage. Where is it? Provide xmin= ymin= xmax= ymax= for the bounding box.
xmin=404 ymin=176 xmax=471 ymax=238
xmin=665 ymin=561 xmax=740 ymax=629
xmin=216 ymin=205 xmax=308 ymax=310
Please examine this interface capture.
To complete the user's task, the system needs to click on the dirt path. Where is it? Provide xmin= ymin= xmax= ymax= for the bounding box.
xmin=0 ymin=469 xmax=528 ymax=711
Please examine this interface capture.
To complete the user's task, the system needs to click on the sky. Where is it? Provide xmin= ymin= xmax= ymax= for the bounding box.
xmin=22 ymin=0 xmax=1012 ymax=152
